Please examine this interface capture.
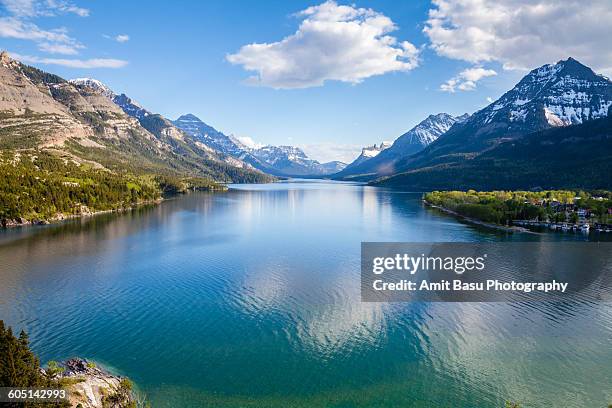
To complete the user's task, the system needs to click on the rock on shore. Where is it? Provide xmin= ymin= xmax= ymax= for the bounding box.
xmin=58 ymin=358 xmax=134 ymax=408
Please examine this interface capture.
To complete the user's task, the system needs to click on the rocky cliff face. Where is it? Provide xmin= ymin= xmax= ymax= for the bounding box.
xmin=0 ymin=52 xmax=92 ymax=147
xmin=0 ymin=53 xmax=160 ymax=150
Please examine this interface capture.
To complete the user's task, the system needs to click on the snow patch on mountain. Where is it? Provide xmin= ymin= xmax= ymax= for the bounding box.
xmin=69 ymin=78 xmax=115 ymax=99
xmin=544 ymin=107 xmax=565 ymax=126
xmin=362 ymin=142 xmax=391 ymax=158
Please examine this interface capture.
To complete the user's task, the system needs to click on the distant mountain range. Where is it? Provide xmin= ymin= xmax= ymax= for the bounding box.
xmin=1 ymin=50 xmax=609 ymax=190
xmin=172 ymin=113 xmax=345 ymax=177
xmin=335 ymin=57 xmax=611 ymax=190
xmin=70 ymin=75 xmax=345 ymax=178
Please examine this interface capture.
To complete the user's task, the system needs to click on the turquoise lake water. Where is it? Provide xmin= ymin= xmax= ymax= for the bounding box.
xmin=0 ymin=180 xmax=610 ymax=407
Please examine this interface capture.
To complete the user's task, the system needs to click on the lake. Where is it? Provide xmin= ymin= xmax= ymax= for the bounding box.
xmin=0 ymin=180 xmax=610 ymax=407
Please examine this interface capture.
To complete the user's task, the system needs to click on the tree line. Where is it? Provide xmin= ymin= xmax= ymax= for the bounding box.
xmin=423 ymin=190 xmax=612 ymax=225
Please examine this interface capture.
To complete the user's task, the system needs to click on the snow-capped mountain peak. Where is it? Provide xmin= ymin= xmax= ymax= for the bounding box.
xmin=172 ymin=113 xmax=248 ymax=158
xmin=173 ymin=113 xmax=337 ymax=176
xmin=253 ymin=145 xmax=308 ymax=165
xmin=69 ymin=78 xmax=115 ymax=99
xmin=479 ymin=57 xmax=612 ymax=129
xmin=394 ymin=113 xmax=461 ymax=149
xmin=68 ymin=78 xmax=152 ymax=121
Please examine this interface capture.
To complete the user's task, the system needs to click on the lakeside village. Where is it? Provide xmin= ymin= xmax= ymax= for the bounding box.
xmin=423 ymin=190 xmax=612 ymax=234
xmin=513 ymin=198 xmax=612 ymax=233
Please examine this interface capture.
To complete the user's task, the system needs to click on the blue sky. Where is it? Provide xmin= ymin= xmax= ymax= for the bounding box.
xmin=1 ymin=0 xmax=610 ymax=162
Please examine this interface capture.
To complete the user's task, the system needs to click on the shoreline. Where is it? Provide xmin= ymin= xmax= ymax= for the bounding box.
xmin=422 ymin=200 xmax=534 ymax=234
xmin=1 ymin=184 xmax=232 ymax=230
xmin=1 ymin=198 xmax=164 ymax=229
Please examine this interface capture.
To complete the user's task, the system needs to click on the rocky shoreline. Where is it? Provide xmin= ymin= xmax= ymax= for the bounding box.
xmin=55 ymin=358 xmax=137 ymax=408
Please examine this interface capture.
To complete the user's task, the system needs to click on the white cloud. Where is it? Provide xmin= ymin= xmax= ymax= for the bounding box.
xmin=60 ymin=4 xmax=88 ymax=17
xmin=440 ymin=67 xmax=497 ymax=93
xmin=0 ymin=17 xmax=73 ymax=42
xmin=0 ymin=0 xmax=89 ymax=17
xmin=300 ymin=142 xmax=363 ymax=163
xmin=11 ymin=52 xmax=128 ymax=68
xmin=115 ymin=34 xmax=129 ymax=43
xmin=0 ymin=0 xmax=36 ymax=16
xmin=0 ymin=16 xmax=85 ymax=55
xmin=227 ymin=0 xmax=420 ymax=89
xmin=37 ymin=41 xmax=82 ymax=54
xmin=424 ymin=0 xmax=612 ymax=75
xmin=1 ymin=1 xmax=127 ymax=67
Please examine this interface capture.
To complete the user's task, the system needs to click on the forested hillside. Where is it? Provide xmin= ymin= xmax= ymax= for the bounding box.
xmin=0 ymin=51 xmax=273 ymax=225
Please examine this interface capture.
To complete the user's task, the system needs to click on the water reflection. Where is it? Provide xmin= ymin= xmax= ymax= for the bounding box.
xmin=0 ymin=180 xmax=610 ymax=407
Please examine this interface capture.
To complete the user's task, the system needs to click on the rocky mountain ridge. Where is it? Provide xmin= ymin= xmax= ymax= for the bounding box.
xmin=0 ymin=51 xmax=271 ymax=183
xmin=373 ymin=58 xmax=612 ymax=190
xmin=389 ymin=58 xmax=612 ymax=176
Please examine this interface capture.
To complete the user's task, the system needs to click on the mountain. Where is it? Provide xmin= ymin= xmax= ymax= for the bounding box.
xmin=247 ymin=145 xmax=341 ymax=177
xmin=477 ymin=57 xmax=610 ymax=130
xmin=374 ymin=114 xmax=612 ymax=190
xmin=172 ymin=113 xmax=279 ymax=172
xmin=173 ymin=114 xmax=246 ymax=157
xmin=320 ymin=160 xmax=347 ymax=173
xmin=111 ymin=93 xmax=150 ymax=120
xmin=373 ymin=58 xmax=612 ymax=190
xmin=342 ymin=142 xmax=391 ymax=172
xmin=335 ymin=113 xmax=465 ymax=180
xmin=69 ymin=78 xmax=115 ymax=99
xmin=391 ymin=58 xmax=612 ymax=174
xmin=70 ymin=78 xmax=151 ymax=120
xmin=70 ymin=81 xmax=259 ymax=172
xmin=0 ymin=52 xmax=271 ymax=183
xmin=172 ymin=113 xmax=343 ymax=177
